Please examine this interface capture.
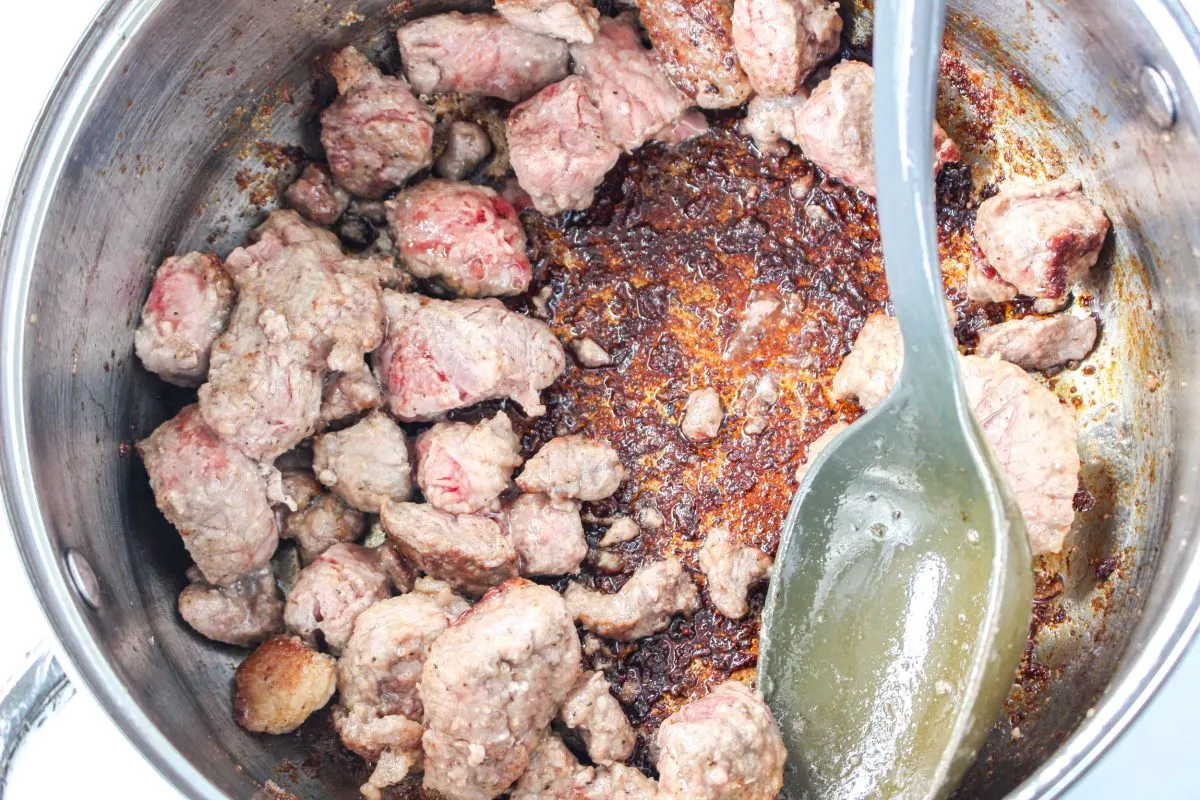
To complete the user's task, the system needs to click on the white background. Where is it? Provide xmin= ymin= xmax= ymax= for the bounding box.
xmin=1 ymin=1 xmax=1198 ymax=798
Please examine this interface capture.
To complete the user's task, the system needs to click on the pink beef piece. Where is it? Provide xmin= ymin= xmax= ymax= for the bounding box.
xmin=397 ymin=12 xmax=569 ymax=103
xmin=278 ymin=472 xmax=367 ymax=563
xmin=318 ymin=361 xmax=384 ymax=429
xmin=740 ymin=93 xmax=808 ymax=156
xmin=656 ymin=681 xmax=786 ymax=800
xmin=731 ymin=0 xmax=842 ymax=97
xmin=320 ymin=47 xmax=435 ymax=200
xmin=829 ymin=312 xmax=904 ymax=409
xmin=510 ymin=733 xmax=583 ymax=800
xmin=386 ymin=180 xmax=532 ymax=298
xmin=564 ymin=557 xmax=700 ymax=640
xmin=495 ymin=0 xmax=600 ymax=43
xmin=203 ymin=212 xmax=385 ymax=445
xmin=312 ymin=410 xmax=414 ymax=514
xmin=336 ymin=579 xmax=469 ymax=744
xmin=516 ymin=435 xmax=627 ymax=501
xmin=570 ymin=16 xmax=692 ymax=152
xmin=333 ymin=579 xmax=469 ymax=798
xmin=285 ymin=163 xmax=351 ymax=226
xmin=963 ymin=354 xmax=1080 ymax=554
xmin=507 ymin=76 xmax=622 ymax=215
xmin=974 ymin=177 xmax=1110 ymax=301
xmin=198 ymin=334 xmax=324 ymax=464
xmin=681 ymin=387 xmax=724 ymax=442
xmin=222 ymin=209 xmax=342 ymax=283
xmin=976 ymin=314 xmax=1099 ymax=372
xmin=199 ymin=229 xmax=385 ymax=461
xmin=597 ymin=517 xmax=640 ymax=548
xmin=792 ymin=61 xmax=959 ymax=196
xmin=559 ymin=670 xmax=636 ymax=765
xmin=380 ymin=502 xmax=519 ymax=596
xmin=570 ymin=336 xmax=612 ymax=368
xmin=434 ymin=120 xmax=493 ymax=181
xmin=416 ymin=412 xmax=523 ymax=514
xmin=137 ymin=405 xmax=279 ymax=586
xmin=134 ymin=252 xmax=235 ymax=388
xmin=697 ymin=526 xmax=772 ymax=619
xmin=635 ymin=0 xmax=752 ymax=109
xmin=373 ymin=292 xmax=566 ymax=421
xmin=283 ymin=542 xmax=392 ymax=654
xmin=178 ymin=566 xmax=284 ymax=648
xmin=286 ymin=493 xmax=366 ymax=563
xmin=505 ymin=493 xmax=588 ymax=576
xmin=420 ymin=579 xmax=582 ymax=800
xmin=223 ymin=219 xmax=388 ymax=366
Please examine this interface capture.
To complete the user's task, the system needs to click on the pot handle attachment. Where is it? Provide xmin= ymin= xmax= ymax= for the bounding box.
xmin=0 ymin=647 xmax=74 ymax=792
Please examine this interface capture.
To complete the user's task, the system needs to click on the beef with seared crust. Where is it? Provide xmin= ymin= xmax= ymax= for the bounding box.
xmin=420 ymin=579 xmax=582 ymax=800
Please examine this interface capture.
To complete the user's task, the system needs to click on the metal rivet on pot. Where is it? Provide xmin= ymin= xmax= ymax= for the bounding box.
xmin=1139 ymin=64 xmax=1178 ymax=130
xmin=65 ymin=549 xmax=101 ymax=609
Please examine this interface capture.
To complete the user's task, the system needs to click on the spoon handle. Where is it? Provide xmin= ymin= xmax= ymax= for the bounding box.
xmin=873 ymin=0 xmax=959 ymax=388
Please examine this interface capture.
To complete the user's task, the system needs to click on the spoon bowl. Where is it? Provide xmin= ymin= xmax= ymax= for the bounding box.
xmin=757 ymin=1 xmax=1034 ymax=797
xmin=759 ymin=372 xmax=1033 ymax=798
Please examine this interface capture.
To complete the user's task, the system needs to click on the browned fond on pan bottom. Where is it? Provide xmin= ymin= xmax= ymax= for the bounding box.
xmin=520 ymin=114 xmax=1013 ymax=768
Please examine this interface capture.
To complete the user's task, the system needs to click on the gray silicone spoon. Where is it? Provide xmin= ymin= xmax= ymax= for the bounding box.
xmin=756 ymin=1 xmax=1034 ymax=798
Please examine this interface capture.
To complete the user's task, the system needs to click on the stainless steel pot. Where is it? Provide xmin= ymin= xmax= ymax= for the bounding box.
xmin=1 ymin=0 xmax=1198 ymax=797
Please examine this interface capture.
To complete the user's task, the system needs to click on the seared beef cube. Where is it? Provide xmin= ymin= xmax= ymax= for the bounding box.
xmin=655 ymin=681 xmax=786 ymax=800
xmin=420 ymin=579 xmax=582 ymax=799
xmin=507 ymin=76 xmax=621 ymax=215
xmin=495 ymin=0 xmax=600 ymax=43
xmin=517 ymin=435 xmax=627 ymax=501
xmin=698 ymin=526 xmax=772 ymax=619
xmin=334 ymin=579 xmax=469 ymax=798
xmin=564 ymin=557 xmax=699 ymax=640
xmin=398 ymin=13 xmax=569 ymax=102
xmin=234 ymin=635 xmax=336 ymax=734
xmin=286 ymin=163 xmax=350 ymax=226
xmin=138 ymin=405 xmax=278 ymax=586
xmin=320 ymin=47 xmax=434 ymax=199
xmin=178 ymin=566 xmax=284 ymax=647
xmin=635 ymin=0 xmax=752 ymax=109
xmin=416 ymin=413 xmax=523 ymax=514
xmin=732 ymin=0 xmax=841 ymax=97
xmin=374 ymin=292 xmax=565 ymax=421
xmin=284 ymin=543 xmax=391 ymax=654
xmin=134 ymin=252 xmax=234 ymax=387
xmin=387 ymin=180 xmax=532 ymax=297
xmin=313 ymin=411 xmax=413 ymax=514
xmin=974 ymin=177 xmax=1110 ymax=301
xmin=381 ymin=501 xmax=519 ymax=596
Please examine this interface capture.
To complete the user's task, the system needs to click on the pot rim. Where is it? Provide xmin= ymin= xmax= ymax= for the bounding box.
xmin=0 ymin=1 xmax=224 ymax=796
xmin=2 ymin=1 xmax=1199 ymax=798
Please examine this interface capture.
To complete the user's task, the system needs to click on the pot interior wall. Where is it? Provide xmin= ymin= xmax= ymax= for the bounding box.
xmin=8 ymin=0 xmax=1199 ymax=797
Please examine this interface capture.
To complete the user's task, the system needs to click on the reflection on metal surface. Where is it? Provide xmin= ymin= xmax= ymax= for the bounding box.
xmin=0 ymin=650 xmax=73 ymax=793
xmin=65 ymin=549 xmax=102 ymax=610
xmin=1139 ymin=64 xmax=1180 ymax=129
